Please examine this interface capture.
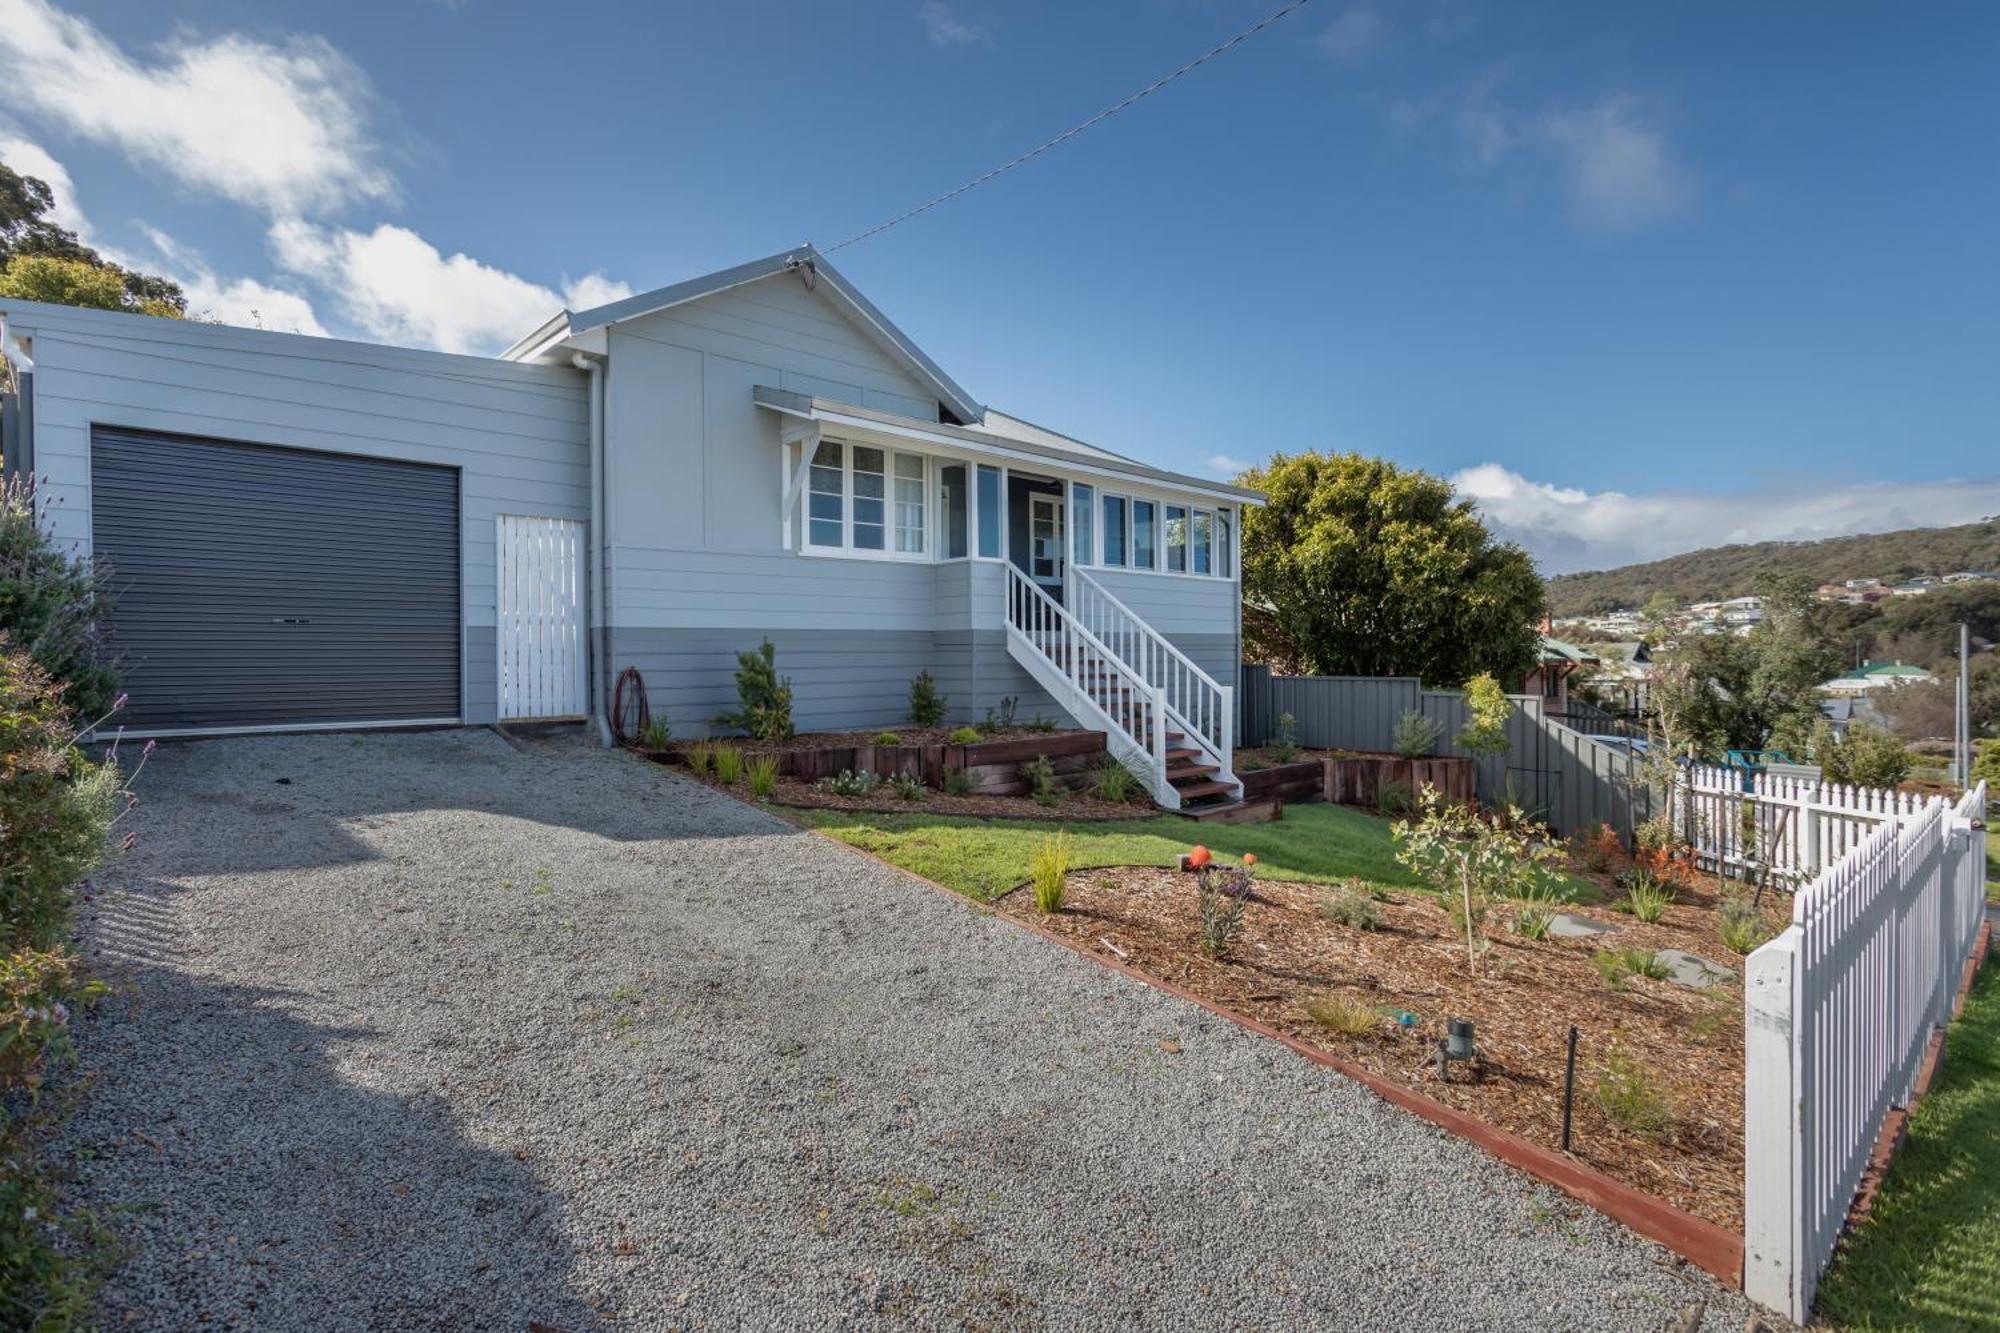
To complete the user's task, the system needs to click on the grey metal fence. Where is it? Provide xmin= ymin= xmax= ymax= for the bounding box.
xmin=1238 ymin=667 xmax=1649 ymax=841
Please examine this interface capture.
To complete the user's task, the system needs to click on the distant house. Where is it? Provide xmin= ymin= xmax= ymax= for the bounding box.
xmin=1820 ymin=661 xmax=1937 ymax=696
xmin=1944 ymin=570 xmax=2000 ymax=584
xmin=1889 ymin=578 xmax=1936 ymax=597
xmin=1522 ymin=632 xmax=1599 ymax=713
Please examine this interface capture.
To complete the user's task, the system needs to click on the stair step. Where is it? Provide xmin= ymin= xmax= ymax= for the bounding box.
xmin=1177 ymin=796 xmax=1283 ymax=825
xmin=1167 ymin=763 xmax=1221 ymax=782
xmin=1171 ymin=780 xmax=1237 ymax=802
xmin=1165 ymin=747 xmax=1203 ymax=763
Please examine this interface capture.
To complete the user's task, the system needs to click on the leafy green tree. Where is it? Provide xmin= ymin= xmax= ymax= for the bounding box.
xmin=0 ymin=162 xmax=184 ymax=320
xmin=1814 ymin=721 xmax=1912 ymax=790
xmin=1240 ymin=452 xmax=1545 ymax=683
xmin=1640 ymin=591 xmax=1679 ymax=623
xmin=1457 ymin=673 xmax=1512 ymax=758
xmin=1747 ymin=573 xmax=1843 ymax=755
xmin=1972 ymin=739 xmax=2000 ymax=789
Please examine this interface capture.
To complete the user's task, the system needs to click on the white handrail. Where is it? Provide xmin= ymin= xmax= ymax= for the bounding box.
xmin=1069 ymin=567 xmax=1234 ymax=767
xmin=1004 ymin=565 xmax=1167 ymax=792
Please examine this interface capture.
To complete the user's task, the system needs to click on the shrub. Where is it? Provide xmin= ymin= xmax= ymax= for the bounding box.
xmin=1578 ymin=822 xmax=1620 ymax=874
xmin=1374 ymin=779 xmax=1413 ymax=816
xmin=942 ymin=768 xmax=974 ymax=796
xmin=873 ymin=732 xmax=901 ymax=745
xmin=891 ymin=773 xmax=923 ymax=802
xmin=1305 ymin=993 xmax=1378 ymax=1036
xmin=819 ymin=769 xmax=879 ymax=798
xmin=1592 ymin=1046 xmax=1674 ymax=1140
xmin=907 ymin=670 xmax=947 ymax=728
xmin=1029 ymin=831 xmax=1072 ymax=914
xmin=747 ymin=755 xmax=779 ymax=799
xmin=1393 ymin=786 xmax=1568 ymax=973
xmin=1620 ymin=946 xmax=1670 ymax=980
xmin=710 ymin=744 xmax=743 ymax=785
xmin=1390 ymin=708 xmax=1443 ymax=759
xmin=1093 ymin=759 xmax=1141 ymax=804
xmin=1026 ymin=713 xmax=1058 ymax=734
xmin=1513 ymin=905 xmax=1553 ymax=941
xmin=0 ymin=477 xmax=119 ymax=722
xmin=1195 ymin=863 xmax=1253 ymax=959
xmin=977 ymin=697 xmax=1018 ymax=735
xmin=1456 ymin=673 xmax=1512 ymax=758
xmin=1269 ymin=711 xmax=1299 ymax=765
xmin=1021 ymin=754 xmax=1061 ymax=807
xmin=683 ymin=740 xmax=713 ymax=776
xmin=1717 ymin=892 xmax=1767 ymax=955
xmin=1819 ymin=721 xmax=1913 ymax=790
xmin=1624 ymin=874 xmax=1674 ymax=924
xmin=711 ymin=638 xmax=794 ymax=742
xmin=1318 ymin=890 xmax=1381 ymax=931
xmin=637 ymin=715 xmax=672 ymax=751
xmin=947 ymin=726 xmax=980 ymax=745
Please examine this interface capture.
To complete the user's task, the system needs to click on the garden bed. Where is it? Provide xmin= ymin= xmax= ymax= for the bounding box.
xmin=689 ymin=769 xmax=1154 ymax=821
xmin=1232 ymin=749 xmax=1478 ymax=807
xmin=996 ymin=859 xmax=1790 ymax=1231
xmin=637 ymin=727 xmax=1108 ymax=794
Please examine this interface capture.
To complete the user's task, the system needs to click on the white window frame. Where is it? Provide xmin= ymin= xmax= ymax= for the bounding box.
xmin=798 ymin=437 xmax=932 ymax=562
xmin=1099 ymin=492 xmax=1129 ymax=567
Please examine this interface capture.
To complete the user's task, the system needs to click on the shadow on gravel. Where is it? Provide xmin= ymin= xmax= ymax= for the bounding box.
xmin=75 ymin=956 xmax=594 ymax=1328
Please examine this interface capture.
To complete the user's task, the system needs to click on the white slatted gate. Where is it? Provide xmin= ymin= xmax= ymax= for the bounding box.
xmin=496 ymin=515 xmax=586 ymax=720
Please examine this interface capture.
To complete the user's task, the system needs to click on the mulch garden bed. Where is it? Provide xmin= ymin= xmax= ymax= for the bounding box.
xmin=757 ymin=725 xmax=1065 ymax=751
xmin=996 ymin=862 xmax=1791 ymax=1231
xmin=651 ymin=764 xmax=1157 ymax=821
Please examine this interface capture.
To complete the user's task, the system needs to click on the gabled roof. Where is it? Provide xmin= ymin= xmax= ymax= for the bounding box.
xmin=499 ymin=245 xmax=983 ymax=425
xmin=1537 ymin=635 xmax=1599 ymax=665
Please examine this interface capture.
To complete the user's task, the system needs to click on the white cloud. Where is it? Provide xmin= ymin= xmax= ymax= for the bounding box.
xmin=1206 ymin=453 xmax=1252 ymax=477
xmin=1318 ymin=8 xmax=1384 ymax=62
xmin=1539 ymin=96 xmax=1692 ymax=231
xmin=0 ymin=132 xmax=89 ymax=235
xmin=1392 ymin=78 xmax=1694 ymax=232
xmin=0 ymin=0 xmax=389 ymax=217
xmin=138 ymin=225 xmax=326 ymax=336
xmin=1451 ymin=463 xmax=2000 ymax=576
xmin=919 ymin=2 xmax=992 ymax=48
xmin=269 ymin=220 xmax=626 ymax=354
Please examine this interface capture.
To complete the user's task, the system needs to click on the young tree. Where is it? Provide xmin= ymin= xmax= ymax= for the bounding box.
xmin=1815 ymin=722 xmax=1912 ymax=790
xmin=1239 ymin=452 xmax=1545 ymax=683
xmin=1456 ymin=673 xmax=1513 ymax=758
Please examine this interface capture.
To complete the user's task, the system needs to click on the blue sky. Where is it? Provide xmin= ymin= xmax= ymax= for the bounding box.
xmin=2 ymin=0 xmax=1995 ymax=572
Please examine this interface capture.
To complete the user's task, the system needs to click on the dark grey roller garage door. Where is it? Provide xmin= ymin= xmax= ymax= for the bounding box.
xmin=91 ymin=427 xmax=461 ymax=731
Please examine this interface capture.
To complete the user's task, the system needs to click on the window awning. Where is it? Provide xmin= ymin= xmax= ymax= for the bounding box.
xmin=754 ymin=386 xmax=1263 ymax=508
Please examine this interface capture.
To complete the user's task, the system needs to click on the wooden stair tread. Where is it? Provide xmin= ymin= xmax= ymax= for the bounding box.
xmin=1178 ymin=796 xmax=1282 ymax=824
xmin=1172 ymin=780 xmax=1237 ymax=801
xmin=1167 ymin=763 xmax=1221 ymax=782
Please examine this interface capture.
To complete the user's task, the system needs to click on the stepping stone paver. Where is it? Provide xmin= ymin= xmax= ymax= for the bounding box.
xmin=1549 ymin=912 xmax=1619 ymax=940
xmin=1656 ymin=948 xmax=1734 ymax=989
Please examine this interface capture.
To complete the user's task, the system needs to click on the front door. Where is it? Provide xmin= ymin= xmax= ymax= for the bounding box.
xmin=1029 ymin=493 xmax=1064 ymax=588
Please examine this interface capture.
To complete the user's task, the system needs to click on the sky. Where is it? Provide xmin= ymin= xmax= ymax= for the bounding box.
xmin=1 ymin=0 xmax=1995 ymax=574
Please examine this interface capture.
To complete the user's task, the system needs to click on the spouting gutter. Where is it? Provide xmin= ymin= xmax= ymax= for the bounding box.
xmin=573 ymin=351 xmax=613 ymax=747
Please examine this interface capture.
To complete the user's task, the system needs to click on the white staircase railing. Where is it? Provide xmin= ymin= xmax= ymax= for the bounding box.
xmin=1069 ymin=567 xmax=1237 ymax=790
xmin=1004 ymin=566 xmax=1176 ymax=806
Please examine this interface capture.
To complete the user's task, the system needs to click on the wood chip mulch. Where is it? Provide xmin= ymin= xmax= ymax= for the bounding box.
xmin=669 ymin=770 xmax=1156 ymax=821
xmin=997 ymin=864 xmax=1788 ymax=1232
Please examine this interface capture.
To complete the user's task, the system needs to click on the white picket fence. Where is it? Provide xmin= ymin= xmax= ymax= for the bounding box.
xmin=1742 ymin=781 xmax=1989 ymax=1320
xmin=1681 ymin=765 xmax=1931 ymax=887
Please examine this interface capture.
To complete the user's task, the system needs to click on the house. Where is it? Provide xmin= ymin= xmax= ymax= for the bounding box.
xmin=0 ymin=247 xmax=1260 ymax=809
xmin=1521 ymin=631 xmax=1599 ymax=713
xmin=1819 ymin=661 xmax=1937 ymax=696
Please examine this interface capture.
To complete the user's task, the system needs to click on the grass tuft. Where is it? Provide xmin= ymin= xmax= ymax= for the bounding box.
xmin=1305 ymin=993 xmax=1379 ymax=1036
xmin=1029 ymin=831 xmax=1072 ymax=915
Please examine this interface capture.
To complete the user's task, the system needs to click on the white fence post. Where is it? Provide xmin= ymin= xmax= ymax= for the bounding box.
xmin=1744 ymin=929 xmax=1804 ymax=1321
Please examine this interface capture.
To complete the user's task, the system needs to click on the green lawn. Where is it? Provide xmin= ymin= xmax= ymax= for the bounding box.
xmin=1816 ymin=956 xmax=2000 ymax=1331
xmin=788 ymin=801 xmax=1427 ymax=902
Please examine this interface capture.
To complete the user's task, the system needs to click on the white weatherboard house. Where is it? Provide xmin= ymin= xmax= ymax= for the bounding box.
xmin=0 ymin=247 xmax=1259 ymax=809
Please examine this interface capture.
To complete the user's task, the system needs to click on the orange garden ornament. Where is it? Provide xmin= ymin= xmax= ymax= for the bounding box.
xmin=1188 ymin=845 xmax=1212 ymax=869
xmin=1242 ymin=853 xmax=1257 ymax=867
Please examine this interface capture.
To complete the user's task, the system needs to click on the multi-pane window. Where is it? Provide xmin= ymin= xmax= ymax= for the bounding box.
xmin=1071 ymin=483 xmax=1095 ymax=567
xmin=1191 ymin=509 xmax=1212 ymax=575
xmin=940 ymin=464 xmax=968 ymax=559
xmin=1101 ymin=494 xmax=1127 ymax=566
xmin=1165 ymin=504 xmax=1187 ymax=572
xmin=1132 ymin=499 xmax=1157 ymax=569
xmin=976 ymin=465 xmax=1002 ymax=558
xmin=851 ymin=446 xmax=887 ymax=550
xmin=807 ymin=441 xmax=843 ymax=549
xmin=894 ymin=453 xmax=926 ymax=554
xmin=1215 ymin=508 xmax=1233 ymax=578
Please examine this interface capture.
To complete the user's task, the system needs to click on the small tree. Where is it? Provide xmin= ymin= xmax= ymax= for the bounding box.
xmin=1457 ymin=673 xmax=1512 ymax=759
xmin=1816 ymin=722 xmax=1912 ymax=790
xmin=1390 ymin=708 xmax=1444 ymax=759
xmin=712 ymin=638 xmax=794 ymax=742
xmin=907 ymin=670 xmax=947 ymax=728
xmin=1392 ymin=786 xmax=1567 ymax=973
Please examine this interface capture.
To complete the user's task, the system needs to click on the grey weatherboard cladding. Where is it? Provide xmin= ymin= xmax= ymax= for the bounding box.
xmin=90 ymin=426 xmax=461 ymax=730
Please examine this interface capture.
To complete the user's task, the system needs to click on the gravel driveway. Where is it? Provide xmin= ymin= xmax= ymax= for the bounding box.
xmin=61 ymin=728 xmax=1764 ymax=1331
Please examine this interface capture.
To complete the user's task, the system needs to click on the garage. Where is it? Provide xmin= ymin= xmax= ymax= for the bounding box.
xmin=91 ymin=426 xmax=462 ymax=733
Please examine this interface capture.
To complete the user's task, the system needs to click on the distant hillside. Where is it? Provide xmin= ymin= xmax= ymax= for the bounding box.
xmin=1547 ymin=519 xmax=2000 ymax=617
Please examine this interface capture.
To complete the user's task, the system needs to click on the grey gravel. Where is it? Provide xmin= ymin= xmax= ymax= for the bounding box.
xmin=59 ymin=728 xmax=1772 ymax=1331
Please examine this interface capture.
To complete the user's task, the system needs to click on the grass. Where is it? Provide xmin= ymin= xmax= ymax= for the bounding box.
xmin=788 ymin=801 xmax=1428 ymax=902
xmin=1818 ymin=958 xmax=2000 ymax=1330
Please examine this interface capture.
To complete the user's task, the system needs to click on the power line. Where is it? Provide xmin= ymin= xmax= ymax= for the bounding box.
xmin=822 ymin=0 xmax=1316 ymax=254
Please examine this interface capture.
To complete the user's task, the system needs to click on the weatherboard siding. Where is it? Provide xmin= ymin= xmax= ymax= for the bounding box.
xmin=7 ymin=301 xmax=589 ymax=725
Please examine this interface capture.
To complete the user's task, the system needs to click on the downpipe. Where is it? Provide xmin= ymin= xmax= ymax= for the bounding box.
xmin=574 ymin=351 xmax=614 ymax=747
